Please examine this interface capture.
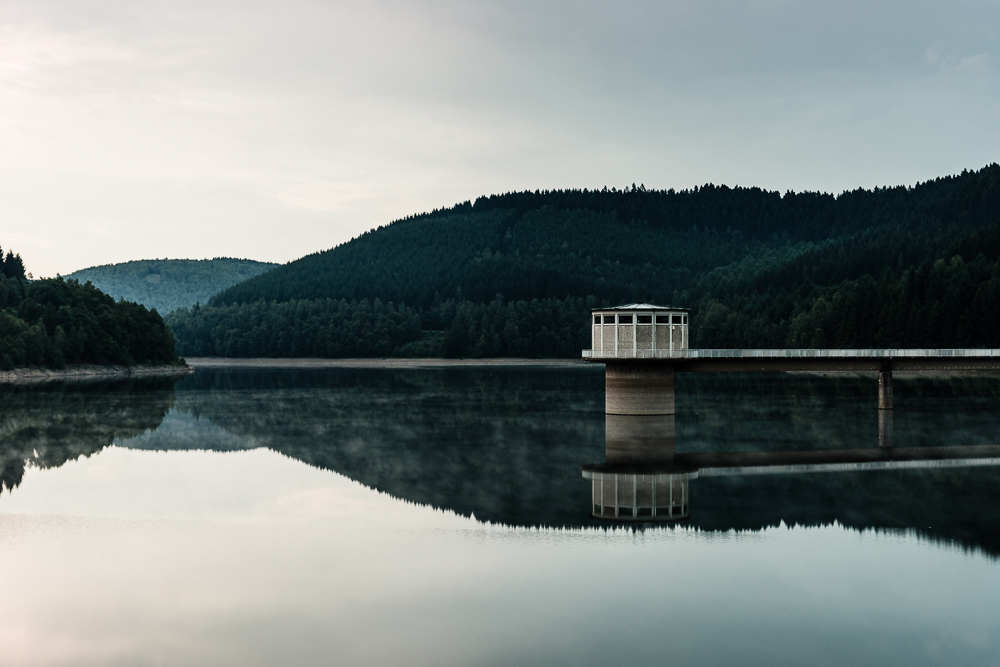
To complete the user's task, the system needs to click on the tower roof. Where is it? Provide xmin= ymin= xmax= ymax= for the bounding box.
xmin=591 ymin=303 xmax=690 ymax=312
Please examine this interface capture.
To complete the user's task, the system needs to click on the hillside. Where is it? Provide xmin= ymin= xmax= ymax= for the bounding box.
xmin=65 ymin=258 xmax=277 ymax=315
xmin=0 ymin=245 xmax=180 ymax=369
xmin=166 ymin=165 xmax=1000 ymax=358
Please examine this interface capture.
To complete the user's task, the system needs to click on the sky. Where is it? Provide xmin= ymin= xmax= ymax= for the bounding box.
xmin=1 ymin=0 xmax=998 ymax=277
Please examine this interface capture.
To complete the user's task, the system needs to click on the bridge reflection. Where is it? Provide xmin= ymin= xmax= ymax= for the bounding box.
xmin=583 ymin=411 xmax=1000 ymax=522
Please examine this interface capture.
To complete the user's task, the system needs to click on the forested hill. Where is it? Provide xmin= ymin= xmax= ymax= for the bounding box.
xmin=167 ymin=164 xmax=1000 ymax=358
xmin=65 ymin=258 xmax=277 ymax=314
xmin=0 ymin=246 xmax=180 ymax=370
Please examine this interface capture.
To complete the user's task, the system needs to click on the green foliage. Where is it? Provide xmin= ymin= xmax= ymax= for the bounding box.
xmin=65 ymin=258 xmax=277 ymax=314
xmin=1 ymin=248 xmax=26 ymax=282
xmin=0 ymin=249 xmax=181 ymax=369
xmin=167 ymin=298 xmax=421 ymax=358
xmin=169 ymin=164 xmax=1000 ymax=357
xmin=168 ymin=295 xmax=592 ymax=359
xmin=690 ymin=227 xmax=1000 ymax=349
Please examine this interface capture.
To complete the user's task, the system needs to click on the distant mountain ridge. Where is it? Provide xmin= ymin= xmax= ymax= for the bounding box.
xmin=166 ymin=164 xmax=1000 ymax=358
xmin=65 ymin=258 xmax=277 ymax=314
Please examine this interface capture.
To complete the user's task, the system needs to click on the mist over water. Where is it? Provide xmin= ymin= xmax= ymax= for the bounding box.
xmin=1 ymin=367 xmax=999 ymax=665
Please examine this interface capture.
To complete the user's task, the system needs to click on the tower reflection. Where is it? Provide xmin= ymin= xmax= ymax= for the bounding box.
xmin=582 ymin=415 xmax=692 ymax=521
xmin=583 ymin=404 xmax=1000 ymax=524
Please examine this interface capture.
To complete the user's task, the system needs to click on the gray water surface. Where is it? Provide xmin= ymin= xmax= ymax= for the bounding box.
xmin=1 ymin=367 xmax=998 ymax=666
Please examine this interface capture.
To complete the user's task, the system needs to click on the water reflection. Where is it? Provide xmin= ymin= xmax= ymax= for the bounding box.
xmin=584 ymin=410 xmax=1000 ymax=533
xmin=4 ymin=368 xmax=1000 ymax=557
xmin=583 ymin=416 xmax=691 ymax=521
xmin=150 ymin=370 xmax=1000 ymax=556
xmin=0 ymin=377 xmax=181 ymax=494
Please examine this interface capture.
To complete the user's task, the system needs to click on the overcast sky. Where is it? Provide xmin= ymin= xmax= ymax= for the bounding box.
xmin=2 ymin=0 xmax=998 ymax=276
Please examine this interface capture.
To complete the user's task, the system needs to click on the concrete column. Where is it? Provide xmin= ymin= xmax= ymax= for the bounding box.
xmin=605 ymin=414 xmax=675 ymax=465
xmin=878 ymin=370 xmax=893 ymax=410
xmin=878 ymin=409 xmax=893 ymax=448
xmin=605 ymin=363 xmax=675 ymax=415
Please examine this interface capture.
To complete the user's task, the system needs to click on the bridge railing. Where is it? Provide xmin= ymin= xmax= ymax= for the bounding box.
xmin=581 ymin=348 xmax=1000 ymax=360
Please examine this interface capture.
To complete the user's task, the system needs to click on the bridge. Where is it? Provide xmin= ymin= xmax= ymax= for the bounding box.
xmin=583 ymin=347 xmax=1000 ymax=414
xmin=583 ymin=303 xmax=1000 ymax=416
xmin=583 ymin=305 xmax=1000 ymax=414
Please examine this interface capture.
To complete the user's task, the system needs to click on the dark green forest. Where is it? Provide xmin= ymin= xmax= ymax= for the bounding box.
xmin=65 ymin=258 xmax=277 ymax=314
xmin=0 ymin=247 xmax=181 ymax=369
xmin=167 ymin=164 xmax=1000 ymax=357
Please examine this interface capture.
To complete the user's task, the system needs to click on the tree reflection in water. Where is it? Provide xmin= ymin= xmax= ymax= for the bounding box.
xmin=0 ymin=377 xmax=181 ymax=494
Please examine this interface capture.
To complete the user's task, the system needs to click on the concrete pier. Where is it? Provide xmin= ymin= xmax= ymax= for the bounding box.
xmin=879 ymin=410 xmax=893 ymax=448
xmin=582 ymin=413 xmax=689 ymax=521
xmin=605 ymin=363 xmax=675 ymax=415
xmin=878 ymin=370 xmax=893 ymax=410
xmin=605 ymin=415 xmax=675 ymax=465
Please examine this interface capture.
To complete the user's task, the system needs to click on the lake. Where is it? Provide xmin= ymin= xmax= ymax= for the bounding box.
xmin=1 ymin=365 xmax=998 ymax=666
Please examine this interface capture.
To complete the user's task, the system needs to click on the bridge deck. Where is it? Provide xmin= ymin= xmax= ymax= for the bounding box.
xmin=582 ymin=348 xmax=1000 ymax=372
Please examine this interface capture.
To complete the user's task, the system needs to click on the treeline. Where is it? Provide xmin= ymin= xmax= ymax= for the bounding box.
xmin=168 ymin=298 xmax=421 ymax=358
xmin=0 ymin=246 xmax=181 ymax=369
xmin=696 ymin=254 xmax=1000 ymax=349
xmin=210 ymin=166 xmax=1000 ymax=310
xmin=166 ymin=296 xmax=592 ymax=358
xmin=166 ymin=164 xmax=1000 ymax=357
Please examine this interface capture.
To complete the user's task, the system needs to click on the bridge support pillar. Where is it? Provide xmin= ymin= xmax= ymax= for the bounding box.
xmin=878 ymin=410 xmax=893 ymax=448
xmin=605 ymin=363 xmax=675 ymax=415
xmin=878 ymin=370 xmax=893 ymax=410
xmin=605 ymin=415 xmax=676 ymax=464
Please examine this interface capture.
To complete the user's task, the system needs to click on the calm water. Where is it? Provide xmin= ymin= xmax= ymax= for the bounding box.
xmin=1 ymin=367 xmax=999 ymax=666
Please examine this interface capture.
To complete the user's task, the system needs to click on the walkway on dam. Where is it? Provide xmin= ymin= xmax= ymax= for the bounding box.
xmin=582 ymin=348 xmax=1000 ymax=371
xmin=584 ymin=348 xmax=1000 ymax=414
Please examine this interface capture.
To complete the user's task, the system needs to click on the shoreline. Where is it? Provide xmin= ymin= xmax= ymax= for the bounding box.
xmin=10 ymin=357 xmax=988 ymax=378
xmin=185 ymin=357 xmax=588 ymax=369
xmin=0 ymin=364 xmax=194 ymax=384
xmin=185 ymin=358 xmax=1000 ymax=376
